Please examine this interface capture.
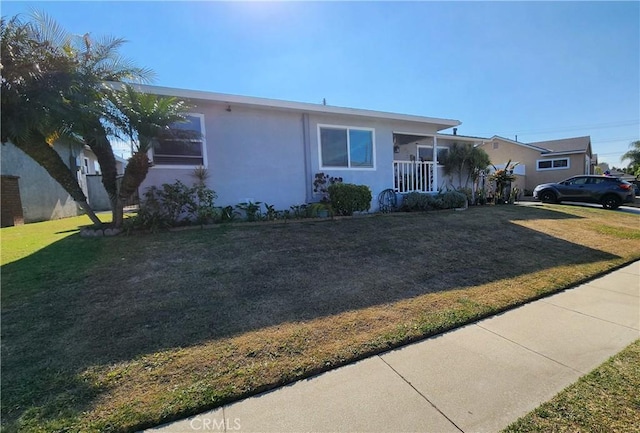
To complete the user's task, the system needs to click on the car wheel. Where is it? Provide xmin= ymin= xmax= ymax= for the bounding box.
xmin=539 ymin=190 xmax=557 ymax=203
xmin=601 ymin=195 xmax=621 ymax=210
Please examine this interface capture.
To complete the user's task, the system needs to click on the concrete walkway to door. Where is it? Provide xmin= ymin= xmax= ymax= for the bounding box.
xmin=146 ymin=261 xmax=640 ymax=433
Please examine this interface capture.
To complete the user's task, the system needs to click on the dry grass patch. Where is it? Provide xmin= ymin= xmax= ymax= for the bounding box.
xmin=2 ymin=204 xmax=639 ymax=432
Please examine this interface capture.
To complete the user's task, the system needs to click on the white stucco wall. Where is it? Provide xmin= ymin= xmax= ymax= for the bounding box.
xmin=142 ymin=101 xmax=307 ymax=210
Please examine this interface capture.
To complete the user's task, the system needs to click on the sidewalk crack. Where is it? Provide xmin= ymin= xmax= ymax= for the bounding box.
xmin=539 ymin=299 xmax=640 ymax=332
xmin=378 ymin=355 xmax=465 ymax=433
xmin=474 ymin=324 xmax=585 ymax=375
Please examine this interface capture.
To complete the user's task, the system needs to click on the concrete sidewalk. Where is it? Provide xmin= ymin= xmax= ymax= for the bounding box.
xmin=146 ymin=262 xmax=640 ymax=433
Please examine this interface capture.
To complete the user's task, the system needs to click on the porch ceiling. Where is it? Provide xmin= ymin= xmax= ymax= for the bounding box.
xmin=394 ymin=133 xmax=430 ymax=145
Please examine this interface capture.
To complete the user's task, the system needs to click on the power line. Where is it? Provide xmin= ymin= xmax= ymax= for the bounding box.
xmin=475 ymin=119 xmax=640 ymax=137
xmin=595 ymin=137 xmax=638 ymax=144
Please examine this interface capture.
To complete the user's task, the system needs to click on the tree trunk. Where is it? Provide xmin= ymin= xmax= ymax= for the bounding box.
xmin=83 ymin=120 xmax=120 ymax=225
xmin=14 ymin=135 xmax=102 ymax=226
xmin=119 ymin=151 xmax=149 ymax=200
xmin=110 ymin=195 xmax=124 ymax=228
xmin=112 ymin=151 xmax=149 ymax=228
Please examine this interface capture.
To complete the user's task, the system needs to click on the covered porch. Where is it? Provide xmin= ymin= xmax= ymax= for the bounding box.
xmin=392 ymin=132 xmax=445 ymax=193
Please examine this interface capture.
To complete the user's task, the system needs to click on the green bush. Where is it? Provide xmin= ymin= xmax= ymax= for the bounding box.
xmin=129 ymin=180 xmax=218 ymax=231
xmin=400 ymin=191 xmax=467 ymax=212
xmin=440 ymin=190 xmax=467 ymax=209
xmin=328 ymin=183 xmax=372 ymax=216
xmin=401 ymin=192 xmax=430 ymax=211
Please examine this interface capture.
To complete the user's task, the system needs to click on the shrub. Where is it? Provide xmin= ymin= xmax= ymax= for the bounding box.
xmin=130 ymin=180 xmax=218 ymax=230
xmin=188 ymin=183 xmax=218 ymax=224
xmin=401 ymin=192 xmax=430 ymax=211
xmin=400 ymin=191 xmax=467 ymax=212
xmin=439 ymin=190 xmax=467 ymax=209
xmin=328 ymin=183 xmax=372 ymax=216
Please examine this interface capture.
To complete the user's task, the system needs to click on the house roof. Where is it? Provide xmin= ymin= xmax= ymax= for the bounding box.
xmin=110 ymin=83 xmax=461 ymax=131
xmin=482 ymin=135 xmax=550 ymax=152
xmin=528 ymin=136 xmax=591 ymax=156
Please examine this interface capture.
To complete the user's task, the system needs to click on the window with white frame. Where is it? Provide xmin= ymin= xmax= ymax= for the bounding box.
xmin=319 ymin=125 xmax=374 ymax=169
xmin=417 ymin=145 xmax=448 ymax=164
xmin=537 ymin=158 xmax=569 ymax=171
xmin=152 ymin=114 xmax=205 ymax=166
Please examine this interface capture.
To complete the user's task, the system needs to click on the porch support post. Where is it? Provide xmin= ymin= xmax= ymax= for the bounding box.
xmin=432 ymin=135 xmax=438 ymax=192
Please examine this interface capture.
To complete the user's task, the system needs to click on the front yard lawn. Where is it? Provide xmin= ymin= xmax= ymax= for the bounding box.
xmin=2 ymin=204 xmax=639 ymax=432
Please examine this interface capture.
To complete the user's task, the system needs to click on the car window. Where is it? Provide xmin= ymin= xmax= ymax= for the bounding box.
xmin=567 ymin=177 xmax=588 ymax=185
xmin=588 ymin=178 xmax=605 ymax=184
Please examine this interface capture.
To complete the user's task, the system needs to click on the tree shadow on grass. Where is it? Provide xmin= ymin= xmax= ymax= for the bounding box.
xmin=0 ymin=205 xmax=623 ymax=428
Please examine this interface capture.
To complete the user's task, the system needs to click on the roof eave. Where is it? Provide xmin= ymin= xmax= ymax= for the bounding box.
xmin=106 ymin=82 xmax=461 ymax=130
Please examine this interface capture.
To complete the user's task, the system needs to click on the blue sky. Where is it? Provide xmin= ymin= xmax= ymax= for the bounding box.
xmin=3 ymin=1 xmax=639 ymax=167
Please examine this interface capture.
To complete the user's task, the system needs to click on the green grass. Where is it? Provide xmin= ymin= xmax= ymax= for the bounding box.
xmin=1 ymin=204 xmax=639 ymax=432
xmin=503 ymin=339 xmax=640 ymax=433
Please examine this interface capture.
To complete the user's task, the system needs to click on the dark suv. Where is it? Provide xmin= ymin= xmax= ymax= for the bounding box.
xmin=533 ymin=175 xmax=635 ymax=209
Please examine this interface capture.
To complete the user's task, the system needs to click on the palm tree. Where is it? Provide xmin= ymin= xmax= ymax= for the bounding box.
xmin=103 ymin=84 xmax=193 ymax=227
xmin=56 ymin=23 xmax=155 ymax=228
xmin=621 ymin=140 xmax=640 ymax=176
xmin=2 ymin=11 xmax=179 ymax=228
xmin=1 ymin=15 xmax=103 ymax=225
xmin=441 ymin=143 xmax=491 ymax=203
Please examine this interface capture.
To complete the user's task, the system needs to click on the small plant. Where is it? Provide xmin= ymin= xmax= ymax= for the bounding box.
xmin=328 ymin=183 xmax=371 ymax=216
xmin=264 ymin=203 xmax=278 ymax=221
xmin=490 ymin=160 xmax=518 ymax=204
xmin=279 ymin=209 xmax=291 ymax=221
xmin=477 ymin=189 xmax=488 ymax=205
xmin=236 ymin=201 xmax=263 ymax=222
xmin=308 ymin=202 xmax=331 ymax=218
xmin=187 ymin=183 xmax=218 ymax=225
xmin=290 ymin=204 xmax=308 ymax=219
xmin=191 ymin=165 xmax=210 ymax=186
xmin=313 ymin=173 xmax=343 ymax=202
xmin=218 ymin=205 xmax=238 ymax=223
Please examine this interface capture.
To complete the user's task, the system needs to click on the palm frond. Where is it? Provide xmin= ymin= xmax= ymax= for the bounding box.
xmin=27 ymin=9 xmax=71 ymax=48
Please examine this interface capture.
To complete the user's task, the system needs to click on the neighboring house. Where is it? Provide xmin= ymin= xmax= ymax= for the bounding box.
xmin=479 ymin=135 xmax=594 ymax=193
xmin=136 ymin=84 xmax=462 ymax=211
xmin=0 ymin=142 xmax=121 ymax=225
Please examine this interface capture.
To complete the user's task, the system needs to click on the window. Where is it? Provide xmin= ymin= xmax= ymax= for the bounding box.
xmin=319 ymin=125 xmax=374 ymax=169
xmin=153 ymin=114 xmax=205 ymax=166
xmin=417 ymin=145 xmax=448 ymax=163
xmin=537 ymin=157 xmax=569 ymax=171
xmin=566 ymin=177 xmax=588 ymax=185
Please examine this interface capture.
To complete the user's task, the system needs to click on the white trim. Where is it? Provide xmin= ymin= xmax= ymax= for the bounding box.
xmin=540 ymin=150 xmax=586 ymax=156
xmin=106 ymin=82 xmax=461 ymax=130
xmin=536 ymin=157 xmax=570 ymax=171
xmin=151 ymin=113 xmax=208 ymax=169
xmin=317 ymin=124 xmax=376 ymax=171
